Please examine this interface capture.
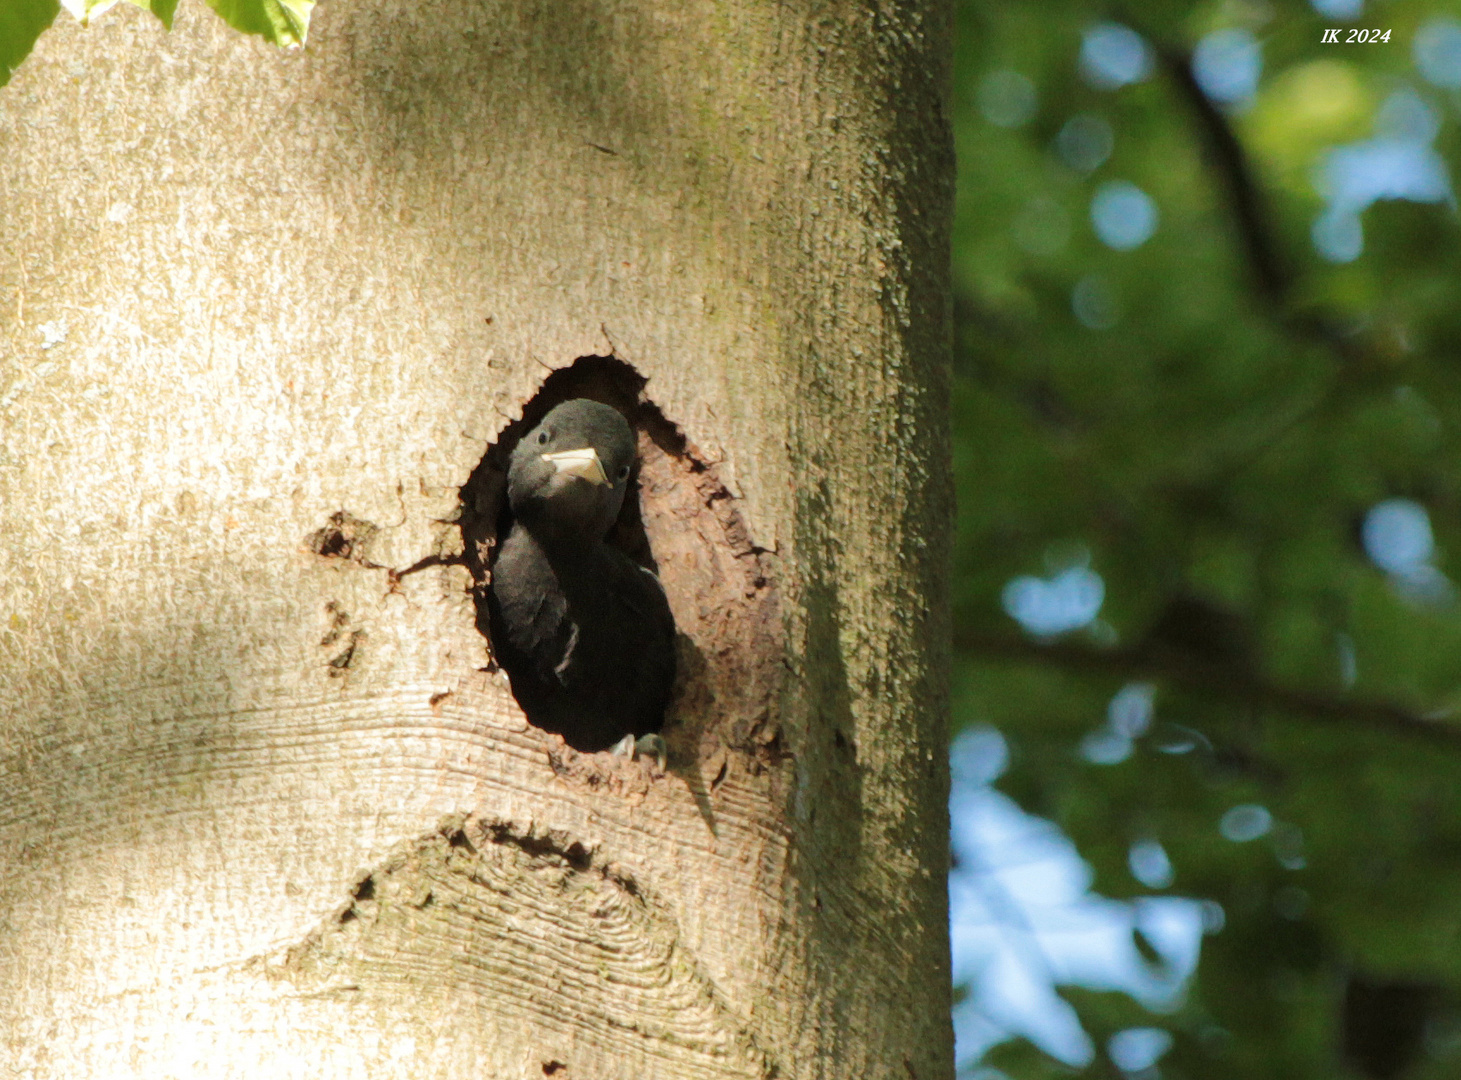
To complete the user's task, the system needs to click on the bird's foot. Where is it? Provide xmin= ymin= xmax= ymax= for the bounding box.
xmin=610 ymin=732 xmax=668 ymax=771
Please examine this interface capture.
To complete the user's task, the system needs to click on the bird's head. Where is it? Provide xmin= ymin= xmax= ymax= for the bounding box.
xmin=506 ymin=399 xmax=637 ymax=541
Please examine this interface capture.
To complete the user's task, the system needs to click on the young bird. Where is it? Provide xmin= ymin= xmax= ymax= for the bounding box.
xmin=487 ymin=399 xmax=675 ymax=760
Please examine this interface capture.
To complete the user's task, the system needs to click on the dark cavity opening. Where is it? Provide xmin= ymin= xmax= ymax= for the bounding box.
xmin=459 ymin=356 xmax=684 ymax=749
xmin=460 ymin=354 xmax=781 ymax=769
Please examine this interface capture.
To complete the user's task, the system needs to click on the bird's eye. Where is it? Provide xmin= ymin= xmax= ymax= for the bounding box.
xmin=536 ymin=430 xmax=549 ymax=446
xmin=617 ymin=464 xmax=630 ymax=482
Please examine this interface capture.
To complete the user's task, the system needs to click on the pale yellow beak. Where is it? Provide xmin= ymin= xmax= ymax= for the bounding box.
xmin=541 ymin=446 xmax=609 ymax=486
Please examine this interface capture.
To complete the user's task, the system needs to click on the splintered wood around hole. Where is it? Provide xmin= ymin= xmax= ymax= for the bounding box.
xmin=457 ymin=356 xmax=781 ymax=770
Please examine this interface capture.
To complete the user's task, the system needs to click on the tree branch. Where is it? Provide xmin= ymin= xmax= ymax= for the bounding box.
xmin=1157 ymin=46 xmax=1369 ymax=368
xmin=955 ymin=630 xmax=1461 ymax=748
xmin=1158 ymin=47 xmax=1289 ymax=305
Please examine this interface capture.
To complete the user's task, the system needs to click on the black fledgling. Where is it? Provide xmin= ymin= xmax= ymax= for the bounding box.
xmin=487 ymin=399 xmax=677 ymax=753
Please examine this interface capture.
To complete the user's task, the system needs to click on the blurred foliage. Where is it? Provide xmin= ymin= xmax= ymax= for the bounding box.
xmin=952 ymin=0 xmax=1461 ymax=1077
xmin=0 ymin=0 xmax=310 ymax=88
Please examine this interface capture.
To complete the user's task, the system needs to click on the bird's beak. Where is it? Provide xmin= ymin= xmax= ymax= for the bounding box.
xmin=540 ymin=447 xmax=609 ymax=486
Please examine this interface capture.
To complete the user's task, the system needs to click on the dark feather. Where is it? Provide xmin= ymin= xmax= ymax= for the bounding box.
xmin=487 ymin=400 xmax=676 ymax=751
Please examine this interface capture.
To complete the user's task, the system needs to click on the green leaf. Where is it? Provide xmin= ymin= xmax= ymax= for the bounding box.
xmin=121 ymin=0 xmax=179 ymax=31
xmin=0 ymin=0 xmax=60 ymax=88
xmin=203 ymin=0 xmax=311 ymax=47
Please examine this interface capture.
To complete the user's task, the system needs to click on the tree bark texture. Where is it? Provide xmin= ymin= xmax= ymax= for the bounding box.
xmin=0 ymin=2 xmax=953 ymax=1076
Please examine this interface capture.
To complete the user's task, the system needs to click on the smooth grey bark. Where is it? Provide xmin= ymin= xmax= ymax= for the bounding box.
xmin=0 ymin=2 xmax=953 ymax=1076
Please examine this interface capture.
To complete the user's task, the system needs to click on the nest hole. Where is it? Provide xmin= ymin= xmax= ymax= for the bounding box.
xmin=458 ymin=355 xmax=780 ymax=762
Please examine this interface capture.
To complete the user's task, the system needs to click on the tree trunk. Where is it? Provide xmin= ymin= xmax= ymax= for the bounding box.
xmin=0 ymin=2 xmax=953 ymax=1076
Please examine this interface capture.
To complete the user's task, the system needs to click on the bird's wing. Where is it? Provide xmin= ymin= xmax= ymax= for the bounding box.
xmin=489 ymin=529 xmax=574 ymax=684
xmin=547 ymin=548 xmax=675 ymax=725
xmin=552 ymin=621 xmax=580 ymax=683
xmin=610 ymin=556 xmax=678 ymax=728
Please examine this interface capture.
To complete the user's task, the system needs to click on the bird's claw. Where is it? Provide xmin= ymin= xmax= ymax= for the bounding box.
xmin=637 ymin=733 xmax=668 ymax=771
xmin=611 ymin=732 xmax=667 ymax=771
